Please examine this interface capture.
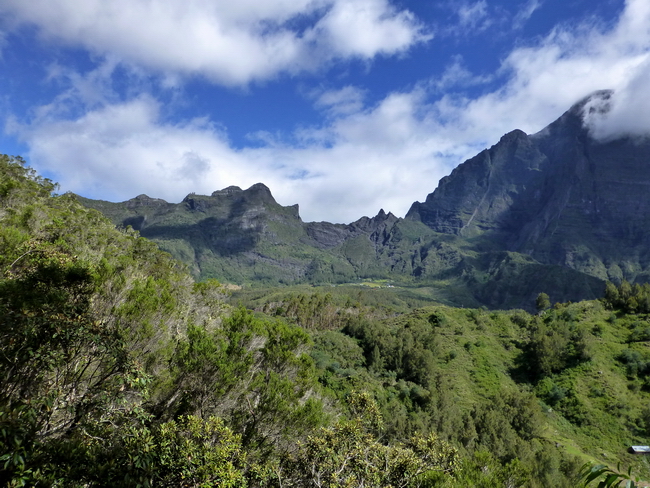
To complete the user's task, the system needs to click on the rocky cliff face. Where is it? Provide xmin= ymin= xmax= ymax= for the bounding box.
xmin=406 ymin=90 xmax=650 ymax=284
xmin=80 ymin=91 xmax=650 ymax=309
xmin=79 ymin=183 xmax=408 ymax=287
xmin=406 ymin=129 xmax=548 ymax=237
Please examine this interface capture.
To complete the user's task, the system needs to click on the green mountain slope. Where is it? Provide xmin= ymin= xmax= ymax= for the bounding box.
xmin=3 ymin=153 xmax=650 ymax=486
xmin=77 ymin=92 xmax=650 ymax=310
xmin=240 ymin=285 xmax=650 ymax=485
xmin=78 ymin=187 xmax=604 ymax=311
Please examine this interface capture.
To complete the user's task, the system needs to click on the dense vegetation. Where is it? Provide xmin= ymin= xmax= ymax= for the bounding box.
xmin=2 ymin=154 xmax=650 ymax=486
xmin=79 ymin=184 xmax=606 ymax=312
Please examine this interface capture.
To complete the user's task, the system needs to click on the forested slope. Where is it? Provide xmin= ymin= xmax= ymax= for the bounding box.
xmin=2 ymin=154 xmax=648 ymax=487
xmin=78 ymin=92 xmax=650 ymax=311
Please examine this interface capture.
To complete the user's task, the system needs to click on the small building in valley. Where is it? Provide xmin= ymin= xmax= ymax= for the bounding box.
xmin=628 ymin=446 xmax=650 ymax=454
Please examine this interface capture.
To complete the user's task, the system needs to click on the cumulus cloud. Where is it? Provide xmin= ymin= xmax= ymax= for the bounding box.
xmin=0 ymin=0 xmax=429 ymax=85
xmin=577 ymin=0 xmax=650 ymax=140
xmin=9 ymin=97 xmax=254 ymax=200
xmin=426 ymin=0 xmax=648 ymax=145
xmin=585 ymin=58 xmax=650 ymax=141
xmin=310 ymin=0 xmax=428 ymax=58
xmin=9 ymin=84 xmax=459 ymax=223
xmin=7 ymin=0 xmax=650 ymax=224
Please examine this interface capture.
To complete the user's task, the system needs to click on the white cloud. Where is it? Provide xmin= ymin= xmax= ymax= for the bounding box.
xmin=458 ymin=1 xmax=487 ymax=25
xmin=456 ymin=1 xmax=490 ymax=32
xmin=309 ymin=0 xmax=430 ymax=58
xmin=0 ymin=0 xmax=429 ymax=86
xmin=403 ymin=0 xmax=648 ymax=150
xmin=492 ymin=0 xmax=650 ymax=140
xmin=313 ymin=85 xmax=367 ymax=116
xmin=513 ymin=0 xmax=542 ymax=30
xmin=431 ymin=56 xmax=492 ymax=92
xmin=10 ymin=97 xmax=258 ymax=200
xmin=576 ymin=0 xmax=650 ymax=140
xmin=7 ymin=0 xmax=650 ymax=225
xmin=10 ymin=85 xmax=458 ymax=223
xmin=583 ymin=58 xmax=650 ymax=140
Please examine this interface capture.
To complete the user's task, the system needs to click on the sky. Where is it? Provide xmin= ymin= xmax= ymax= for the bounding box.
xmin=0 ymin=0 xmax=649 ymax=223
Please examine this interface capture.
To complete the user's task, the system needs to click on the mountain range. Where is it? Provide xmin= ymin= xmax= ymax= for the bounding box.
xmin=79 ymin=90 xmax=650 ymax=310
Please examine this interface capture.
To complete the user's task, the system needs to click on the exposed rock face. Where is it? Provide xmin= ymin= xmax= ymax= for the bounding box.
xmin=407 ymin=129 xmax=548 ymax=237
xmin=406 ymin=90 xmax=650 ymax=283
xmin=305 ymin=209 xmax=399 ymax=249
xmin=79 ymin=91 xmax=650 ymax=309
xmin=305 ymin=221 xmax=354 ymax=249
xmin=79 ymin=183 xmax=406 ymax=288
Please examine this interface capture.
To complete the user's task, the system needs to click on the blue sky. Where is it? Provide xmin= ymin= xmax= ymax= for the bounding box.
xmin=0 ymin=0 xmax=648 ymax=223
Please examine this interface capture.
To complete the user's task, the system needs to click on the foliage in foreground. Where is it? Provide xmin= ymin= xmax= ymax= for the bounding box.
xmin=0 ymin=155 xmax=317 ymax=486
xmin=2 ymin=154 xmax=650 ymax=487
xmin=0 ymin=155 xmax=462 ymax=486
xmin=578 ymin=462 xmax=639 ymax=488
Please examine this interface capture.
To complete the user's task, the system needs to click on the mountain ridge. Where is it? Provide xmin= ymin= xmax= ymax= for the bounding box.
xmin=79 ymin=90 xmax=648 ymax=310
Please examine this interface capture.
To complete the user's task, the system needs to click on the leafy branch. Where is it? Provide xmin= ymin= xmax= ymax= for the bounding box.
xmin=578 ymin=462 xmax=639 ymax=488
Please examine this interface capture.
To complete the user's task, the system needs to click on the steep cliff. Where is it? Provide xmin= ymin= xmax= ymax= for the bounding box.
xmin=80 ymin=91 xmax=650 ymax=309
xmin=407 ymin=90 xmax=650 ymax=284
xmin=78 ymin=184 xmax=408 ymax=287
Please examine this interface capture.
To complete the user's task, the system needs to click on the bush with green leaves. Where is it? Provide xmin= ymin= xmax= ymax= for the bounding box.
xmin=578 ymin=462 xmax=639 ymax=487
xmin=162 ymin=307 xmax=326 ymax=456
xmin=278 ymin=392 xmax=459 ymax=488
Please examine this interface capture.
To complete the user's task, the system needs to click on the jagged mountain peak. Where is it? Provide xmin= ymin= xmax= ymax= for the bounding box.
xmin=181 ymin=182 xmax=288 ymax=214
xmin=498 ymin=128 xmax=528 ymax=142
xmin=349 ymin=208 xmax=398 ymax=233
xmin=405 ymin=125 xmax=547 ymax=236
xmin=78 ymin=92 xmax=650 ymax=309
xmin=243 ymin=182 xmax=274 ymax=200
xmin=532 ymin=89 xmax=614 ymax=141
xmin=407 ymin=90 xmax=619 ymax=237
xmin=211 ymin=185 xmax=243 ymax=196
xmin=407 ymin=89 xmax=650 ymax=285
xmin=375 ymin=208 xmax=398 ymax=220
xmin=571 ymin=89 xmax=614 ymax=118
xmin=124 ymin=193 xmax=168 ymax=210
xmin=207 ymin=182 xmax=275 ymax=202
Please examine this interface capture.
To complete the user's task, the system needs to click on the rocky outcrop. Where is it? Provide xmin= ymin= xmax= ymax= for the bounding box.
xmin=406 ymin=91 xmax=650 ymax=283
xmin=80 ymin=91 xmax=650 ymax=308
xmin=406 ymin=129 xmax=548 ymax=237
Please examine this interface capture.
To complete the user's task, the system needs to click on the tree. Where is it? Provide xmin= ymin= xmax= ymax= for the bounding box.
xmin=0 ymin=243 xmax=149 ymax=486
xmin=111 ymin=415 xmax=249 ymax=488
xmin=536 ymin=293 xmax=551 ymax=313
xmin=279 ymin=392 xmax=459 ymax=487
xmin=164 ymin=308 xmax=325 ymax=457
